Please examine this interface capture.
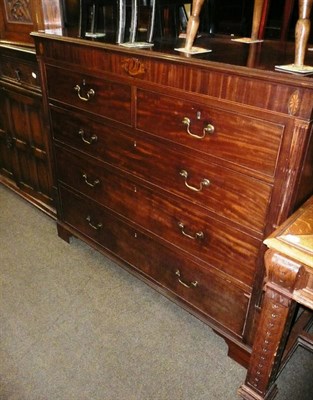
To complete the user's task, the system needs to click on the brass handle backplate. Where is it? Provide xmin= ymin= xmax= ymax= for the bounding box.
xmin=178 ymin=222 xmax=204 ymax=240
xmin=82 ymin=173 xmax=100 ymax=188
xmin=78 ymin=129 xmax=98 ymax=145
xmin=74 ymin=84 xmax=95 ymax=102
xmin=180 ymin=170 xmax=210 ymax=192
xmin=182 ymin=117 xmax=215 ymax=139
xmin=86 ymin=215 xmax=102 ymax=230
xmin=175 ymin=270 xmax=198 ymax=288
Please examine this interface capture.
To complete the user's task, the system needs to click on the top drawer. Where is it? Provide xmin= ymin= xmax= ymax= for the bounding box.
xmin=45 ymin=65 xmax=131 ymax=125
xmin=136 ymin=90 xmax=284 ymax=177
xmin=0 ymin=55 xmax=40 ymax=89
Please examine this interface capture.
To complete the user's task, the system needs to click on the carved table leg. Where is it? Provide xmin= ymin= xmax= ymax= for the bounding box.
xmin=184 ymin=0 xmax=205 ymax=52
xmin=294 ymin=0 xmax=313 ymax=66
xmin=238 ymin=249 xmax=304 ymax=400
xmin=251 ymin=0 xmax=266 ymax=40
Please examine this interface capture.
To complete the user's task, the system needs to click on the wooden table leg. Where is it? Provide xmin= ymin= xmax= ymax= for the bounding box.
xmin=184 ymin=0 xmax=205 ymax=52
xmin=238 ymin=249 xmax=303 ymax=400
xmin=294 ymin=0 xmax=313 ymax=66
xmin=280 ymin=0 xmax=295 ymax=40
xmin=251 ymin=0 xmax=266 ymax=40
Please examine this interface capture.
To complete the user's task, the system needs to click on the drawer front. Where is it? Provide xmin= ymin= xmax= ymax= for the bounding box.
xmin=53 ymin=108 xmax=271 ymax=231
xmin=51 ymin=108 xmax=272 ymax=233
xmin=111 ymin=135 xmax=272 ymax=233
xmin=0 ymin=55 xmax=40 ymax=88
xmin=55 ymin=146 xmax=260 ymax=286
xmin=136 ymin=90 xmax=284 ymax=177
xmin=51 ymin=105 xmax=126 ymax=153
xmin=59 ymin=186 xmax=249 ymax=337
xmin=46 ymin=65 xmax=131 ymax=124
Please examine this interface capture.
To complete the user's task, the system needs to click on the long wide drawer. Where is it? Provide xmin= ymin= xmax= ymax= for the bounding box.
xmin=136 ymin=90 xmax=284 ymax=178
xmin=55 ymin=145 xmax=260 ymax=287
xmin=59 ymin=185 xmax=250 ymax=337
xmin=51 ymin=107 xmax=272 ymax=233
xmin=46 ymin=65 xmax=131 ymax=125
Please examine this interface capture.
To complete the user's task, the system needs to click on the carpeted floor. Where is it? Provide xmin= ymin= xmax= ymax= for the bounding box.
xmin=0 ymin=184 xmax=312 ymax=400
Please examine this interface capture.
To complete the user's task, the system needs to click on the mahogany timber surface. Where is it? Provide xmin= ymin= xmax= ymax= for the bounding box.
xmin=32 ymin=31 xmax=313 ymax=369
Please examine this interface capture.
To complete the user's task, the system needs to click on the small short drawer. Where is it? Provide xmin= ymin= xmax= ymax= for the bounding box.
xmin=59 ymin=186 xmax=250 ymax=337
xmin=46 ymin=65 xmax=131 ymax=125
xmin=136 ymin=90 xmax=284 ymax=177
xmin=0 ymin=55 xmax=40 ymax=88
xmin=55 ymin=146 xmax=260 ymax=287
xmin=50 ymin=105 xmax=128 ymax=154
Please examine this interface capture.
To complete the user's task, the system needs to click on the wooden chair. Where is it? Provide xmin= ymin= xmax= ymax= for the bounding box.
xmin=79 ymin=0 xmax=158 ymax=43
xmin=78 ymin=0 xmax=119 ymax=38
xmin=258 ymin=0 xmax=295 ymax=40
xmin=154 ymin=0 xmax=190 ymax=38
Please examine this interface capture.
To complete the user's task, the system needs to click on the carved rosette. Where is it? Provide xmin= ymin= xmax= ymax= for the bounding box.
xmin=4 ymin=0 xmax=32 ymax=24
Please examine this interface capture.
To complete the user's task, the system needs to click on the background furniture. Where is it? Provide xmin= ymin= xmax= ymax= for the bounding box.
xmin=249 ymin=0 xmax=313 ymax=67
xmin=78 ymin=0 xmax=188 ymax=43
xmin=0 ymin=44 xmax=55 ymax=216
xmin=258 ymin=0 xmax=295 ymax=40
xmin=239 ymin=196 xmax=313 ymax=400
xmin=0 ymin=1 xmax=58 ymax=215
xmin=0 ymin=0 xmax=64 ymax=44
xmin=155 ymin=0 xmax=189 ymax=37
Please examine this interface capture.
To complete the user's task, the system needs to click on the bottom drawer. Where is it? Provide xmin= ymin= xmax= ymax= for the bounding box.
xmin=59 ymin=186 xmax=250 ymax=337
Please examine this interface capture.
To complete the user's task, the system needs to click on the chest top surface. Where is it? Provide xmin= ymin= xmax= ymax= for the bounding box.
xmin=32 ymin=32 xmax=313 ymax=122
xmin=31 ymin=31 xmax=313 ymax=80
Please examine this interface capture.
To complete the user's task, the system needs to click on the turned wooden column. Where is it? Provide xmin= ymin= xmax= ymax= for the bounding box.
xmin=184 ymin=0 xmax=205 ymax=51
xmin=295 ymin=0 xmax=313 ymax=66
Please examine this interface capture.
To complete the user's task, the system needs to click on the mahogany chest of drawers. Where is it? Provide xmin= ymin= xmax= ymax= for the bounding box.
xmin=33 ymin=33 xmax=313 ymax=365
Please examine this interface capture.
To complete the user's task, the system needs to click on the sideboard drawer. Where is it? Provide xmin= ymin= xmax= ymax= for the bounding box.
xmin=55 ymin=145 xmax=260 ymax=286
xmin=0 ymin=55 xmax=40 ymax=88
xmin=46 ymin=65 xmax=131 ymax=124
xmin=59 ymin=185 xmax=250 ymax=337
xmin=136 ymin=90 xmax=284 ymax=177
